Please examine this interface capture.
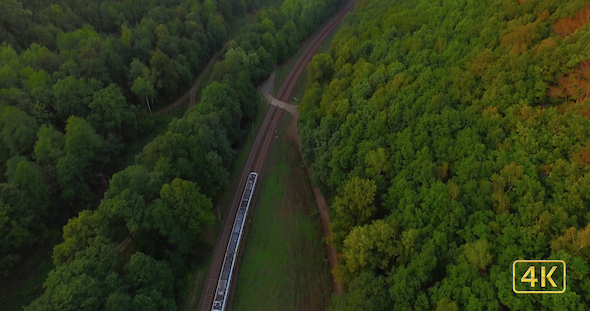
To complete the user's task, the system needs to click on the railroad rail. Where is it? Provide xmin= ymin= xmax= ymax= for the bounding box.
xmin=197 ymin=2 xmax=356 ymax=310
xmin=211 ymin=172 xmax=258 ymax=311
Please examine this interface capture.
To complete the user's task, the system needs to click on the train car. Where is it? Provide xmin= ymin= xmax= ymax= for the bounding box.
xmin=212 ymin=172 xmax=258 ymax=311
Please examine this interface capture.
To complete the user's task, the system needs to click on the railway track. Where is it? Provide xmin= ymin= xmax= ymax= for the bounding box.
xmin=197 ymin=2 xmax=356 ymax=310
xmin=253 ymin=0 xmax=357 ymax=175
xmin=197 ymin=103 xmax=281 ymax=311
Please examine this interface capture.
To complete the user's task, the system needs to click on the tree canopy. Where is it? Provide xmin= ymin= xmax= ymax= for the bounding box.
xmin=299 ymin=0 xmax=590 ymax=309
xmin=10 ymin=0 xmax=346 ymax=308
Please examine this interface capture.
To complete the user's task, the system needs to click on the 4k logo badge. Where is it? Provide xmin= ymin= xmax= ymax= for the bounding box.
xmin=513 ymin=260 xmax=566 ymax=294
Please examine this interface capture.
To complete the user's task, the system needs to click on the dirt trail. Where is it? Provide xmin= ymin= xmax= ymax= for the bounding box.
xmin=116 ymin=236 xmax=132 ymax=253
xmin=286 ymin=121 xmax=344 ymax=295
xmin=260 ymin=72 xmax=299 ymax=118
xmin=268 ymin=1 xmax=358 ymax=296
xmin=154 ymin=44 xmax=228 ymax=115
xmin=262 ymin=74 xmax=344 ymax=295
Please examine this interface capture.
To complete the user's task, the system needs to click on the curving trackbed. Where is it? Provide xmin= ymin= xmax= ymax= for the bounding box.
xmin=195 ymin=2 xmax=355 ymax=310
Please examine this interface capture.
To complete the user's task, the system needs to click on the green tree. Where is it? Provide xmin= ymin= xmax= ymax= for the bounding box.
xmin=149 ymin=48 xmax=178 ymax=95
xmin=135 ymin=132 xmax=187 ymax=177
xmin=131 ymin=76 xmax=156 ymax=112
xmin=197 ymin=82 xmax=242 ymax=142
xmin=458 ymin=239 xmax=492 ymax=271
xmin=342 ymin=218 xmax=399 ymax=274
xmin=157 ymin=178 xmax=214 ymax=243
xmin=0 ymin=0 xmax=32 ymax=50
xmin=551 ymin=224 xmax=590 ymax=259
xmin=0 ymin=106 xmax=38 ymax=157
xmin=125 ymin=252 xmax=175 ymax=301
xmin=25 ymin=268 xmax=105 ymax=311
xmin=104 ymin=164 xmax=163 ymax=202
xmin=206 ymin=15 xmax=227 ymax=46
xmin=105 ymin=292 xmax=133 ymax=311
xmin=330 ymin=177 xmax=377 ymax=249
xmin=97 ymin=165 xmax=164 ymax=242
xmin=308 ymin=53 xmax=334 ymax=84
xmin=100 ymin=192 xmax=152 ymax=241
xmin=55 ymin=116 xmax=102 ymax=207
xmin=121 ymin=23 xmax=133 ymax=48
xmin=26 ymin=237 xmax=121 ymax=311
xmin=331 ymin=271 xmax=390 ymax=311
xmin=56 ymin=154 xmax=92 ymax=208
xmin=52 ymin=76 xmax=99 ymax=120
xmin=365 ymin=147 xmax=390 ymax=177
xmin=53 ymin=210 xmax=107 ymax=266
xmin=63 ymin=116 xmax=102 ymax=162
xmin=5 ymin=157 xmax=50 ymax=214
xmin=33 ymin=124 xmax=65 ymax=167
xmin=435 ymin=298 xmax=459 ymax=311
xmin=0 ymin=158 xmax=51 ymax=273
xmin=0 ymin=197 xmax=27 ymax=274
xmin=88 ymin=84 xmax=135 ymax=138
xmin=128 ymin=58 xmax=148 ymax=82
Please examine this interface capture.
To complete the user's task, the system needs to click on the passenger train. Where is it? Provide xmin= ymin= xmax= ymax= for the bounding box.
xmin=212 ymin=172 xmax=258 ymax=311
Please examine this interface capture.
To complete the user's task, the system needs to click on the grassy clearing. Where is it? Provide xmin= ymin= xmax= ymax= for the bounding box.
xmin=231 ymin=116 xmax=331 ymax=311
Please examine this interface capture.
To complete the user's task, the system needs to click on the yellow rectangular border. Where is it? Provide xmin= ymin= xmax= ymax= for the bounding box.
xmin=512 ymin=260 xmax=566 ymax=294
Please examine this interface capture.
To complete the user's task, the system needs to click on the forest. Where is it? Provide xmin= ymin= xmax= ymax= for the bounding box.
xmin=0 ymin=0 xmax=343 ymax=309
xmin=299 ymin=0 xmax=590 ymax=310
